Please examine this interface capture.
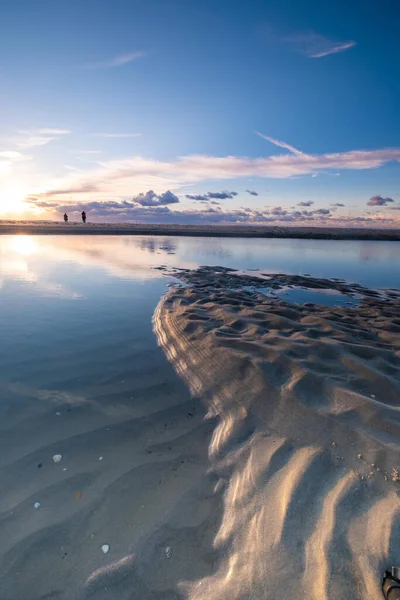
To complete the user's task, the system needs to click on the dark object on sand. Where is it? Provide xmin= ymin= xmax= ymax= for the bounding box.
xmin=81 ymin=211 xmax=86 ymax=223
xmin=63 ymin=213 xmax=68 ymax=222
xmin=383 ymin=568 xmax=400 ymax=599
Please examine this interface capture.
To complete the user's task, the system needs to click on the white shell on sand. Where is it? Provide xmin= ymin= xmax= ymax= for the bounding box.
xmin=34 ymin=502 xmax=41 ymax=509
xmin=165 ymin=546 xmax=172 ymax=558
xmin=101 ymin=544 xmax=110 ymax=554
xmin=53 ymin=454 xmax=62 ymax=463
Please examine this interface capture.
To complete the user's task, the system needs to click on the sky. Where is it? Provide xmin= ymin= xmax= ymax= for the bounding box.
xmin=0 ymin=0 xmax=399 ymax=227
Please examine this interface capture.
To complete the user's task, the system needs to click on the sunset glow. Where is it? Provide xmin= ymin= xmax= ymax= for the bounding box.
xmin=0 ymin=185 xmax=28 ymax=215
xmin=0 ymin=1 xmax=398 ymax=226
xmin=9 ymin=235 xmax=38 ymax=256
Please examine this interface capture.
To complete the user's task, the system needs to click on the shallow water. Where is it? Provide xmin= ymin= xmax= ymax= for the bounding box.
xmin=0 ymin=235 xmax=398 ymax=362
xmin=0 ymin=234 xmax=399 ymax=599
xmin=273 ymin=286 xmax=360 ymax=307
xmin=2 ymin=234 xmax=399 ymax=285
xmin=0 ymin=234 xmax=398 ymax=371
xmin=0 ymin=235 xmax=178 ymax=387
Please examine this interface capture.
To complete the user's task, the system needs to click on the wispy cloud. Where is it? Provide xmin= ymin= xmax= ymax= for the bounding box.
xmin=312 ymin=171 xmax=340 ymax=178
xmin=15 ymin=128 xmax=70 ymax=149
xmin=298 ymin=201 xmax=314 ymax=207
xmin=26 ymin=141 xmax=400 ymax=203
xmin=284 ymin=31 xmax=356 ymax=58
xmin=0 ymin=151 xmax=23 ymax=159
xmin=310 ymin=41 xmax=356 ymax=58
xmin=0 ymin=149 xmax=31 ymax=175
xmin=32 ymin=128 xmax=71 ymax=135
xmin=94 ymin=133 xmax=141 ymax=138
xmin=256 ymin=132 xmax=304 ymax=155
xmin=17 ymin=136 xmax=54 ymax=149
xmin=86 ymin=51 xmax=147 ymax=69
xmin=246 ymin=189 xmax=258 ymax=196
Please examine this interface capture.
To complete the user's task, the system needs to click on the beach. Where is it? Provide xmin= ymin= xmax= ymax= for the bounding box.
xmin=154 ymin=267 xmax=400 ymax=600
xmin=1 ymin=220 xmax=400 ymax=241
xmin=0 ymin=237 xmax=399 ymax=599
xmin=3 ymin=0 xmax=399 ymax=595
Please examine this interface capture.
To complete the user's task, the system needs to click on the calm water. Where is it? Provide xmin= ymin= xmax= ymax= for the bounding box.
xmin=0 ymin=234 xmax=399 ymax=388
xmin=0 ymin=236 xmax=398 ymax=598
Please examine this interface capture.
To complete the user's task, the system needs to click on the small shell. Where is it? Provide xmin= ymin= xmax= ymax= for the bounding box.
xmin=53 ymin=454 xmax=63 ymax=463
xmin=165 ymin=546 xmax=172 ymax=558
xmin=34 ymin=502 xmax=41 ymax=509
xmin=101 ymin=544 xmax=110 ymax=554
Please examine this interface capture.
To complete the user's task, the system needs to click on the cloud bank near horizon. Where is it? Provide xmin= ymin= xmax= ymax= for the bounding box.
xmin=25 ymin=191 xmax=400 ymax=228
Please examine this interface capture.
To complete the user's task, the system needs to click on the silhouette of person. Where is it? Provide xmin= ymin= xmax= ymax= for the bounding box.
xmin=81 ymin=211 xmax=86 ymax=223
xmin=64 ymin=213 xmax=68 ymax=222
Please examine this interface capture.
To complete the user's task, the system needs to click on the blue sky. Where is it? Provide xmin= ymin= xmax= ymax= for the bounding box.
xmin=0 ymin=0 xmax=399 ymax=226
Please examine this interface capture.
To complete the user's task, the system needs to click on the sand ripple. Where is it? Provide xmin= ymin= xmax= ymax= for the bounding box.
xmin=153 ymin=269 xmax=400 ymax=600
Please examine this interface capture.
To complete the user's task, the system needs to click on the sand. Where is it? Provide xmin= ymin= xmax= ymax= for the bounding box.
xmin=153 ymin=267 xmax=400 ymax=600
xmin=0 ymin=339 xmax=218 ymax=599
xmin=1 ymin=265 xmax=399 ymax=599
xmin=1 ymin=220 xmax=400 ymax=240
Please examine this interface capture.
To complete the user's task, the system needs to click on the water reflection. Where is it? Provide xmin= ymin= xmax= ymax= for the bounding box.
xmin=0 ymin=234 xmax=399 ymax=289
xmin=275 ymin=287 xmax=360 ymax=307
xmin=9 ymin=235 xmax=38 ymax=256
xmin=136 ymin=237 xmax=177 ymax=254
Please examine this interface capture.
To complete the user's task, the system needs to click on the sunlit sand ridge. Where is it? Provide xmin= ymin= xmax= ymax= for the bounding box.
xmin=153 ymin=267 xmax=400 ymax=600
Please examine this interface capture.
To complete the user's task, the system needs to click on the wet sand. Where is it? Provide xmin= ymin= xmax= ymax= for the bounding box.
xmin=1 ymin=220 xmax=400 ymax=240
xmin=0 ymin=352 xmax=218 ymax=600
xmin=1 ymin=267 xmax=399 ymax=599
xmin=154 ymin=268 xmax=400 ymax=600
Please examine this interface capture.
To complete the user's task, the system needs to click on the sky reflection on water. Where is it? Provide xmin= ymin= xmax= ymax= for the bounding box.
xmin=1 ymin=234 xmax=399 ymax=291
xmin=0 ymin=233 xmax=398 ymax=414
